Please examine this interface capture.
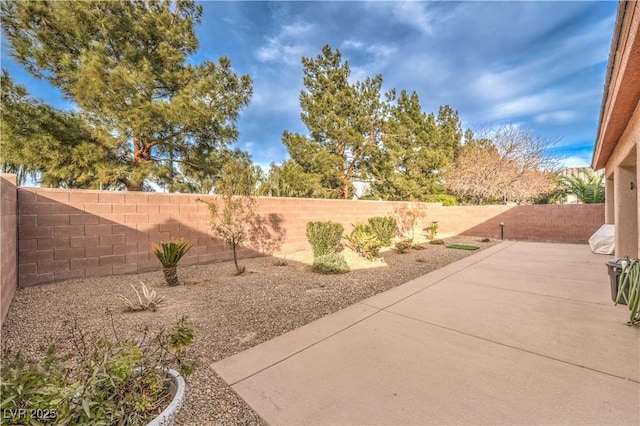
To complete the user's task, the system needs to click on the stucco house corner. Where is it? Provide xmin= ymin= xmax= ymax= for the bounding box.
xmin=592 ymin=0 xmax=640 ymax=259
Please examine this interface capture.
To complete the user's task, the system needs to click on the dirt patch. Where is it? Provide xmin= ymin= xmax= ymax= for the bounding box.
xmin=1 ymin=235 xmax=498 ymax=425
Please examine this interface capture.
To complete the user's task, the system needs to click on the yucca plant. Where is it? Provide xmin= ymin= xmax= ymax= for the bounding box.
xmin=151 ymin=239 xmax=192 ymax=286
xmin=615 ymin=258 xmax=640 ymax=326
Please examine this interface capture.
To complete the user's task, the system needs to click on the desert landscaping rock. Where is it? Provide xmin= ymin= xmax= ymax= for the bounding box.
xmin=1 ymin=235 xmax=496 ymax=425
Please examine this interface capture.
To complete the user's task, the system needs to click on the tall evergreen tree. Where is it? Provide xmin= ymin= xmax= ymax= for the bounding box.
xmin=282 ymin=45 xmax=387 ymax=199
xmin=1 ymin=71 xmax=118 ymax=188
xmin=368 ymin=91 xmax=436 ymax=200
xmin=1 ymin=0 xmax=252 ymax=191
xmin=435 ymin=105 xmax=464 ymax=164
xmin=368 ymin=91 xmax=464 ymax=201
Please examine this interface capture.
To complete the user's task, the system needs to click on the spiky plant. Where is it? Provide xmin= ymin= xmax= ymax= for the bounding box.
xmin=118 ymin=282 xmax=165 ymax=312
xmin=615 ymin=258 xmax=640 ymax=326
xmin=151 ymin=239 xmax=192 ymax=286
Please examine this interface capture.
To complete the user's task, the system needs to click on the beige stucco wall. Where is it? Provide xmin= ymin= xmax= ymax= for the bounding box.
xmin=605 ymin=101 xmax=640 ymax=258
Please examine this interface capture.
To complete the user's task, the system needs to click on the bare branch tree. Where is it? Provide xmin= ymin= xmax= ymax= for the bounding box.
xmin=445 ymin=125 xmax=561 ymax=204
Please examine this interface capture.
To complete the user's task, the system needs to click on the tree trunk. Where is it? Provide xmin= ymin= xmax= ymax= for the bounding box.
xmin=163 ymin=266 xmax=179 ymax=286
xmin=232 ymin=244 xmax=245 ymax=275
xmin=342 ymin=178 xmax=350 ymax=199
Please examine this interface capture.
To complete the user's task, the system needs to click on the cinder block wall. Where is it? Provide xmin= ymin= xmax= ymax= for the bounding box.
xmin=16 ymin=188 xmax=419 ymax=287
xmin=11 ymin=185 xmax=605 ymax=288
xmin=1 ymin=175 xmax=18 ymax=326
xmin=426 ymin=204 xmax=605 ymax=243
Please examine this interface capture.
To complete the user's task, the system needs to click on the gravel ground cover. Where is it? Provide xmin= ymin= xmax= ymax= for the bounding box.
xmin=1 ymin=235 xmax=497 ymax=425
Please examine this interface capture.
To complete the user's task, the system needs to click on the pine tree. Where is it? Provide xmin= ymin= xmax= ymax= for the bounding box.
xmin=282 ymin=45 xmax=387 ymax=199
xmin=368 ymin=90 xmax=463 ymax=201
xmin=1 ymin=71 xmax=117 ymax=188
xmin=369 ymin=91 xmax=436 ymax=200
xmin=1 ymin=0 xmax=252 ymax=191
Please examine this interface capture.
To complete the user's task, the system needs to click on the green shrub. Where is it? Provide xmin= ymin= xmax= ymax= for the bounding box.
xmin=312 ymin=253 xmax=350 ymax=274
xmin=395 ymin=238 xmax=413 ymax=253
xmin=344 ymin=224 xmax=382 ymax=260
xmin=426 ymin=194 xmax=458 ymax=206
xmin=367 ymin=216 xmax=398 ymax=246
xmin=306 ymin=221 xmax=344 ymax=257
xmin=0 ymin=316 xmax=195 ymax=425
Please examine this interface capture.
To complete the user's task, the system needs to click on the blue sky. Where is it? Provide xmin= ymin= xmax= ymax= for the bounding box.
xmin=2 ymin=1 xmax=618 ymax=170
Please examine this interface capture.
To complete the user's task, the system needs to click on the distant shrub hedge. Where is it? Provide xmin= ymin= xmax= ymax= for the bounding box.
xmin=426 ymin=194 xmax=458 ymax=206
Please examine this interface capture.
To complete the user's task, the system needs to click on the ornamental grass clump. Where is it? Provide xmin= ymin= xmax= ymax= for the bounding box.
xmin=367 ymin=216 xmax=398 ymax=246
xmin=306 ymin=221 xmax=344 ymax=257
xmin=151 ymin=239 xmax=192 ymax=286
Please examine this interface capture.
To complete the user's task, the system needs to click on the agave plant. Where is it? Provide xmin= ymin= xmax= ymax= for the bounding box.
xmin=615 ymin=258 xmax=640 ymax=326
xmin=118 ymin=281 xmax=165 ymax=312
xmin=151 ymin=239 xmax=192 ymax=286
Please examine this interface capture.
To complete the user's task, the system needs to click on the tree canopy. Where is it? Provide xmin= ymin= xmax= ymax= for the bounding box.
xmin=444 ymin=125 xmax=559 ymax=204
xmin=368 ymin=91 xmax=463 ymax=201
xmin=1 ymin=0 xmax=252 ymax=191
xmin=1 ymin=71 xmax=117 ymax=188
xmin=276 ymin=45 xmax=465 ymax=201
xmin=280 ymin=45 xmax=387 ymax=199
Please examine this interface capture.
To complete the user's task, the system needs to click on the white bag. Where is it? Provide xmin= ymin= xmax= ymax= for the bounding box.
xmin=588 ymin=224 xmax=615 ymax=255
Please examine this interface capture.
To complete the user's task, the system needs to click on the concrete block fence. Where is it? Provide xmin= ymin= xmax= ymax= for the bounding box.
xmin=1 ymin=174 xmax=18 ymax=327
xmin=0 ymin=174 xmax=605 ymax=326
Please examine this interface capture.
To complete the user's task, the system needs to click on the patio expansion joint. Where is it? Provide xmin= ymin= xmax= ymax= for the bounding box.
xmin=384 ymin=309 xmax=640 ymax=385
xmin=462 ymin=280 xmax=624 ymax=308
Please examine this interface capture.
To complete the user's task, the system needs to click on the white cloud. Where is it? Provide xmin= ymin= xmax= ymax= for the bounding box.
xmin=534 ymin=111 xmax=578 ymax=125
xmin=391 ymin=2 xmax=434 ymax=34
xmin=256 ymin=21 xmax=314 ymax=65
xmin=561 ymin=155 xmax=593 ymax=169
xmin=486 ymin=88 xmax=601 ymax=122
xmin=341 ymin=39 xmax=364 ymax=50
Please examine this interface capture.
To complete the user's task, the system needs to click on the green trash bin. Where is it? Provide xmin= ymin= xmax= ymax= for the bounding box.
xmin=606 ymin=259 xmax=628 ymax=305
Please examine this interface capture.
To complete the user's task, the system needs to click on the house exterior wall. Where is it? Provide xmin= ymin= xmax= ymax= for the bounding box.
xmin=605 ymin=102 xmax=640 ymax=258
xmin=0 ymin=175 xmax=18 ymax=327
xmin=594 ymin=1 xmax=640 ymax=259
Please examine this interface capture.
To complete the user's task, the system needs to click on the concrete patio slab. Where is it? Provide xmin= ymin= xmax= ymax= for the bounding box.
xmin=214 ymin=302 xmax=378 ymax=385
xmin=213 ymin=242 xmax=640 ymax=425
xmin=386 ymin=280 xmax=639 ymax=382
xmin=361 ymin=241 xmax=517 ymax=310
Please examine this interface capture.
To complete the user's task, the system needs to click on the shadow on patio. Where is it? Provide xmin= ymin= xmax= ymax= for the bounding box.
xmin=214 ymin=241 xmax=640 ymax=425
